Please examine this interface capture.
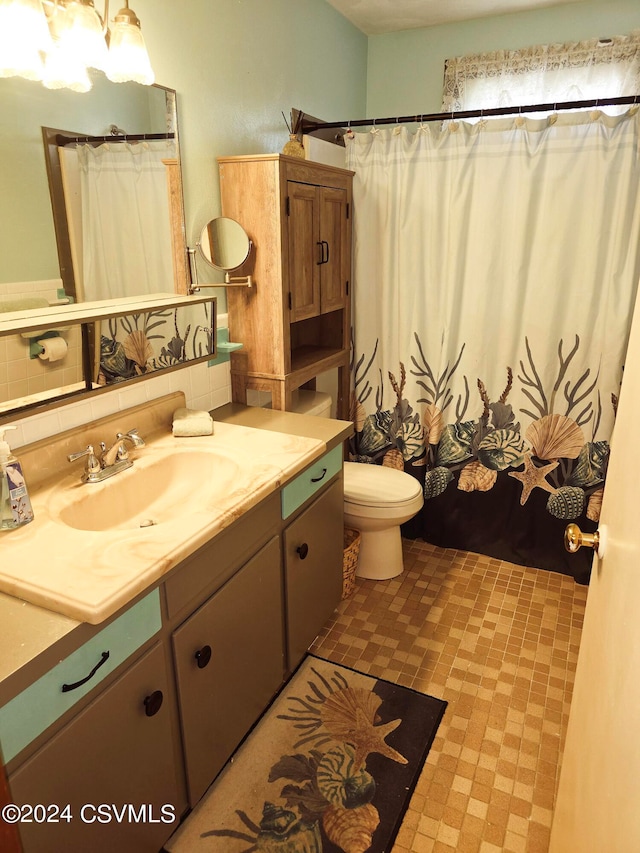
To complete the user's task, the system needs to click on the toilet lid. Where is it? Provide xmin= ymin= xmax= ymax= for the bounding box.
xmin=343 ymin=461 xmax=422 ymax=508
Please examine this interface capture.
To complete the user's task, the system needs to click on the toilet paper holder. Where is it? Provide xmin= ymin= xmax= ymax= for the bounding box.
xmin=23 ymin=330 xmax=66 ymax=359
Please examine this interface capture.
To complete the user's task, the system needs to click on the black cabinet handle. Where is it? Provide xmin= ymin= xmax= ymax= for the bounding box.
xmin=195 ymin=645 xmax=212 ymax=669
xmin=61 ymin=651 xmax=110 ymax=693
xmin=316 ymin=241 xmax=329 ymax=265
xmin=310 ymin=467 xmax=327 ymax=483
xmin=297 ymin=543 xmax=309 ymax=560
xmin=144 ymin=690 xmax=164 ymax=717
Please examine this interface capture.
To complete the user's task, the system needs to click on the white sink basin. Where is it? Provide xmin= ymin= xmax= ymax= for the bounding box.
xmin=55 ymin=451 xmax=239 ymax=532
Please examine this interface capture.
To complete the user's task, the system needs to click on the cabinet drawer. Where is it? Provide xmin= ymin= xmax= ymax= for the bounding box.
xmin=281 ymin=444 xmax=343 ymax=519
xmin=0 ymin=589 xmax=161 ymax=764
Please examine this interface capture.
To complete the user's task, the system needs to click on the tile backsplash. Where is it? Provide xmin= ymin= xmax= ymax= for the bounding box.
xmin=6 ymin=314 xmax=233 ymax=450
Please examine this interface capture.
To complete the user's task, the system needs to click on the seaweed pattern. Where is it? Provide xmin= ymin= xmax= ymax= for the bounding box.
xmin=351 ymin=334 xmax=613 ymax=523
xmin=98 ymin=304 xmax=214 ymax=385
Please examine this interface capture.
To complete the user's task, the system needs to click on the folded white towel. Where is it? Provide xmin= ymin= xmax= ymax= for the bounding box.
xmin=172 ymin=407 xmax=214 ymax=437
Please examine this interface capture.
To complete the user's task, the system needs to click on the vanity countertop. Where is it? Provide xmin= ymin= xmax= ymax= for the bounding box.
xmin=0 ymin=397 xmax=353 ymax=695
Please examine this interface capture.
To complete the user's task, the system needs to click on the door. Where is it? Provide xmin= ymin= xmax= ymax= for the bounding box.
xmin=549 ymin=288 xmax=640 ymax=851
xmin=9 ymin=643 xmax=182 ymax=853
xmin=319 ymin=186 xmax=349 ymax=314
xmin=283 ymin=479 xmax=343 ymax=671
xmin=172 ymin=537 xmax=284 ymax=806
xmin=288 ymin=181 xmax=321 ymax=321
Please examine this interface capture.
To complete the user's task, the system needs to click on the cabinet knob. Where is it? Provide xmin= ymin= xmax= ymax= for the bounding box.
xmin=297 ymin=543 xmax=309 ymax=560
xmin=143 ymin=690 xmax=164 ymax=717
xmin=195 ymin=644 xmax=212 ymax=669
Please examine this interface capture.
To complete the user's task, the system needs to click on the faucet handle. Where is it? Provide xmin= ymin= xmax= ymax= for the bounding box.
xmin=117 ymin=428 xmax=145 ymax=447
xmin=67 ymin=445 xmax=101 ymax=477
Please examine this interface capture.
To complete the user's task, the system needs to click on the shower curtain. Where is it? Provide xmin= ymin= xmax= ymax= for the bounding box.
xmin=76 ymin=140 xmax=176 ymax=300
xmin=346 ymin=109 xmax=640 ymax=582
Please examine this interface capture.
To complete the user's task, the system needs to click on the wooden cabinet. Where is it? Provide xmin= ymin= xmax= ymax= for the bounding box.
xmin=218 ymin=155 xmax=353 ymax=417
xmin=172 ymin=536 xmax=284 ymax=805
xmin=9 ymin=643 xmax=182 ymax=853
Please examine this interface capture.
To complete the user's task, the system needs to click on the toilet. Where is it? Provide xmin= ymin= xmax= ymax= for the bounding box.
xmin=343 ymin=462 xmax=423 ymax=581
xmin=256 ymin=389 xmax=424 ymax=581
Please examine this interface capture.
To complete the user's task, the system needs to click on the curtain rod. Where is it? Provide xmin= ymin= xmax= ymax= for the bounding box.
xmin=56 ymin=132 xmax=176 ymax=146
xmin=301 ymin=95 xmax=639 ymax=133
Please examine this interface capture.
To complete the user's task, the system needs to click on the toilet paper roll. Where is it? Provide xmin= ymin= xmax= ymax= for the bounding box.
xmin=37 ymin=337 xmax=68 ymax=362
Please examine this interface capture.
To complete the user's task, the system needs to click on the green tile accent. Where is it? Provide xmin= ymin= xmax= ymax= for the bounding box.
xmin=0 ymin=589 xmax=161 ymax=764
xmin=208 ymin=327 xmax=243 ymax=367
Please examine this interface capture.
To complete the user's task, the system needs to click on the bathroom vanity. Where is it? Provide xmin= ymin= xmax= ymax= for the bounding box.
xmin=0 ymin=394 xmax=352 ymax=853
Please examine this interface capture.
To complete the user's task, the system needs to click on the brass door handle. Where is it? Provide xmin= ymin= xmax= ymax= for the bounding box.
xmin=564 ymin=523 xmax=606 ymax=558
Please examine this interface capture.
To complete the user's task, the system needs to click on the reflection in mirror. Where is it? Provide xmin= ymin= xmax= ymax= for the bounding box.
xmin=0 ymin=72 xmax=181 ymax=305
xmin=198 ymin=217 xmax=252 ymax=271
xmin=0 ymin=72 xmax=190 ymax=421
xmin=0 ymin=321 xmax=89 ymax=415
xmin=49 ymin=131 xmax=180 ymax=301
xmin=94 ymin=301 xmax=216 ymax=386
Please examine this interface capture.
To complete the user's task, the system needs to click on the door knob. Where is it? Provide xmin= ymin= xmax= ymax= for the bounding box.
xmin=564 ymin=523 xmax=606 ymax=558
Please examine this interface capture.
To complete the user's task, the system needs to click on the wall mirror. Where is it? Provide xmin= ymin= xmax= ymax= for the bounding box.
xmin=0 ymin=72 xmax=182 ymax=306
xmin=0 ymin=71 xmax=200 ymax=423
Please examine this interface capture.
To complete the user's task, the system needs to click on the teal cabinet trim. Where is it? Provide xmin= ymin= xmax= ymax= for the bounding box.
xmin=281 ymin=445 xmax=343 ymax=519
xmin=0 ymin=589 xmax=161 ymax=764
xmin=208 ymin=327 xmax=243 ymax=366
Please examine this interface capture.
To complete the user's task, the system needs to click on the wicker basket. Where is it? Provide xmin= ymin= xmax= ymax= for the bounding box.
xmin=342 ymin=527 xmax=361 ymax=599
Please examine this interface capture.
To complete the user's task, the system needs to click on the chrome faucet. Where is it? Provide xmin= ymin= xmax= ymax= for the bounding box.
xmin=101 ymin=429 xmax=146 ymax=467
xmin=68 ymin=429 xmax=145 ymax=483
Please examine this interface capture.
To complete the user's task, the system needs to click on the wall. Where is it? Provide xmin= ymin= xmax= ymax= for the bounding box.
xmin=366 ymin=0 xmax=640 ymax=116
xmin=8 ymin=0 xmax=368 ymax=448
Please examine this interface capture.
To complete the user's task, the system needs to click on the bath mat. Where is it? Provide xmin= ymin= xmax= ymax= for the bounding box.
xmin=164 ymin=653 xmax=447 ymax=853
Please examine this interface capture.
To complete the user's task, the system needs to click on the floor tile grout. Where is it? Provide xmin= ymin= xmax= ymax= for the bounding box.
xmin=311 ymin=539 xmax=587 ymax=853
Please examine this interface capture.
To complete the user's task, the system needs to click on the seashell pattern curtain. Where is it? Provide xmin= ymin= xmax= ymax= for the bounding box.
xmin=345 ymin=109 xmax=640 ymax=582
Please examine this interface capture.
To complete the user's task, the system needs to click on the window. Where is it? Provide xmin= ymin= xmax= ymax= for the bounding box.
xmin=442 ymin=33 xmax=640 ymax=114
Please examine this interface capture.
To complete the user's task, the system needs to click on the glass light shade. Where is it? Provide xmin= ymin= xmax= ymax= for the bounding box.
xmin=57 ymin=1 xmax=108 ymax=72
xmin=0 ymin=0 xmax=52 ymax=81
xmin=42 ymin=8 xmax=91 ymax=92
xmin=106 ymin=17 xmax=154 ymax=85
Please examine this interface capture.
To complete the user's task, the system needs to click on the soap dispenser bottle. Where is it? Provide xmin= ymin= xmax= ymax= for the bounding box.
xmin=0 ymin=426 xmax=34 ymax=530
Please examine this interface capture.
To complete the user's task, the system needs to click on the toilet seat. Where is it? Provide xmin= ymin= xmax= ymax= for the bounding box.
xmin=343 ymin=461 xmax=422 ymax=508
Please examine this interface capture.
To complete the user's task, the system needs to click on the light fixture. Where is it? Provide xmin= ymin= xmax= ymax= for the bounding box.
xmin=0 ymin=0 xmax=154 ymax=91
xmin=0 ymin=0 xmax=52 ymax=81
xmin=106 ymin=1 xmax=154 ymax=85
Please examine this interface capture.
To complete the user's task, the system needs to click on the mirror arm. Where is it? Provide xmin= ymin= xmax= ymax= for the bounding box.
xmin=187 ymin=244 xmax=254 ymax=292
xmin=188 ymin=277 xmax=253 ymax=293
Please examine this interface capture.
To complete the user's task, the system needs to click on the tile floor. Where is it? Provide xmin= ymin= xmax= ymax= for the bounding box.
xmin=311 ymin=539 xmax=589 ymax=853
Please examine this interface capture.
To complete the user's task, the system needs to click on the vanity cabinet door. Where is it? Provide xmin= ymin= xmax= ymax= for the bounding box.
xmin=172 ymin=536 xmax=284 ymax=806
xmin=283 ymin=478 xmax=343 ymax=671
xmin=8 ymin=642 xmax=182 ymax=853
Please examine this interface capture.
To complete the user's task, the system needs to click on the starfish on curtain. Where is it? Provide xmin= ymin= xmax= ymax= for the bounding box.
xmin=509 ymin=452 xmax=558 ymax=505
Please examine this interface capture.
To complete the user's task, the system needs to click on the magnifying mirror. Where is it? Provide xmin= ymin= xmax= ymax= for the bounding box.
xmin=188 ymin=217 xmax=254 ymax=291
xmin=198 ymin=217 xmax=251 ymax=271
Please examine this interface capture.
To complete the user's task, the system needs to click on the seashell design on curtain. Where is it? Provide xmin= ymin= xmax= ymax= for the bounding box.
xmin=346 ymin=108 xmax=640 ymax=580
